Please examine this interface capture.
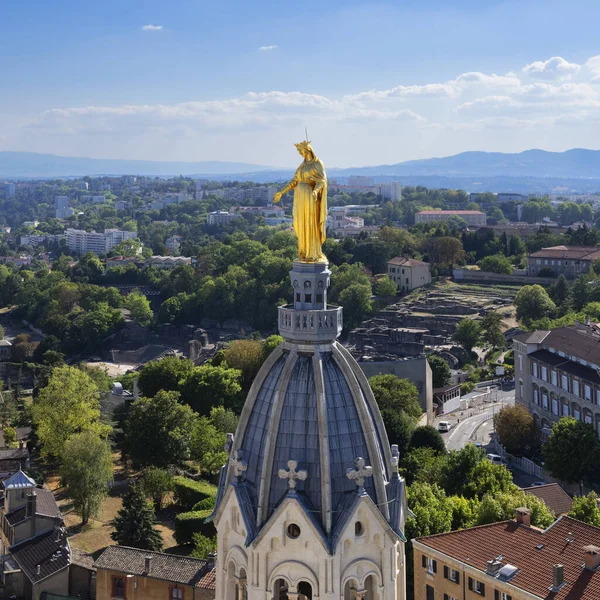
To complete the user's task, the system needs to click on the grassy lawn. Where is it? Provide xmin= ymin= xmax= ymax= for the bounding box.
xmin=46 ymin=451 xmax=178 ymax=557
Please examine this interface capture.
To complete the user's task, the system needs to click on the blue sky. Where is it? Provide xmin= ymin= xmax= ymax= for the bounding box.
xmin=2 ymin=0 xmax=600 ymax=167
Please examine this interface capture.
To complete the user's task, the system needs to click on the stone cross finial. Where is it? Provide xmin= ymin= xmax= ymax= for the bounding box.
xmin=230 ymin=450 xmax=247 ymax=479
xmin=278 ymin=459 xmax=307 ymax=489
xmin=346 ymin=457 xmax=373 ymax=488
xmin=225 ymin=433 xmax=234 ymax=454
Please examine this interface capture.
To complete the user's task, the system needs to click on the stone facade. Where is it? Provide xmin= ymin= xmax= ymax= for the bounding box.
xmin=387 ymin=258 xmax=431 ymax=293
xmin=514 ymin=325 xmax=600 ymax=435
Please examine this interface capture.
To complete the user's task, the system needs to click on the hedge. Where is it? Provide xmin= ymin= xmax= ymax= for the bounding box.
xmin=172 ymin=477 xmax=217 ymax=510
xmin=174 ymin=509 xmax=215 ymax=544
xmin=193 ymin=497 xmax=216 ymax=511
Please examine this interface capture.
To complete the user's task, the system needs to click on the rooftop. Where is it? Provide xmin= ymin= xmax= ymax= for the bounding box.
xmin=529 ymin=245 xmax=600 ymax=261
xmin=5 ymin=489 xmax=61 ymax=526
xmin=388 ymin=257 xmax=430 ymax=267
xmin=10 ymin=527 xmax=70 ymax=585
xmin=3 ymin=468 xmax=36 ymax=490
xmin=522 ymin=483 xmax=573 ymax=516
xmin=94 ymin=546 xmax=216 ymax=589
xmin=415 ymin=516 xmax=600 ymax=600
xmin=416 ymin=210 xmax=486 ymax=215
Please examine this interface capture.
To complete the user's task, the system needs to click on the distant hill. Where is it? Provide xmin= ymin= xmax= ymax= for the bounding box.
xmin=330 ymin=149 xmax=600 ymax=179
xmin=0 ymin=152 xmax=277 ymax=178
xmin=2 ymin=149 xmax=600 ymax=193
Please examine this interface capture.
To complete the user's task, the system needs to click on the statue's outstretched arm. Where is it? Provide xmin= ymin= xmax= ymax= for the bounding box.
xmin=273 ymin=173 xmax=298 ymax=203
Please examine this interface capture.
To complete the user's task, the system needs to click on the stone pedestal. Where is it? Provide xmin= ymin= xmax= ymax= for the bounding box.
xmin=290 ymin=260 xmax=331 ymax=311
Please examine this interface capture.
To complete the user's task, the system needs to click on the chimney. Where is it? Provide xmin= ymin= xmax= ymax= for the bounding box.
xmin=486 ymin=559 xmax=502 ymax=575
xmin=584 ymin=545 xmax=600 ymax=571
xmin=26 ymin=491 xmax=36 ymax=518
xmin=18 ymin=440 xmax=23 ymax=450
xmin=36 ymin=565 xmax=41 ymax=576
xmin=515 ymin=507 xmax=531 ymax=527
xmin=207 ymin=551 xmax=217 ymax=568
xmin=145 ymin=555 xmax=153 ymax=575
xmin=551 ymin=564 xmax=565 ymax=590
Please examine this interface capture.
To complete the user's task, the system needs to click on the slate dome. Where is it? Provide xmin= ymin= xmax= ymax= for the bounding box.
xmin=210 ymin=261 xmax=404 ymax=548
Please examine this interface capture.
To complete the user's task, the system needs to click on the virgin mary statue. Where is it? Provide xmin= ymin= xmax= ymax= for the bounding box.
xmin=273 ymin=141 xmax=327 ymax=263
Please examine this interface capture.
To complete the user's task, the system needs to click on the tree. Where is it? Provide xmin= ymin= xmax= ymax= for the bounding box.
xmin=494 ymin=405 xmax=539 ymax=457
xmin=569 ymin=492 xmax=600 ymax=526
xmin=179 ymin=364 xmax=242 ymax=415
xmin=481 ymin=311 xmax=505 ymax=350
xmin=140 ymin=467 xmax=174 ymax=512
xmin=3 ymin=426 xmax=16 ymax=446
xmin=32 ymin=365 xmax=110 ymax=459
xmin=190 ymin=416 xmax=228 ymax=475
xmin=262 ymin=334 xmax=284 ymax=359
xmin=338 ymin=283 xmax=373 ymax=330
xmin=405 ymin=482 xmax=452 ymax=538
xmin=369 ymin=374 xmax=422 ymax=420
xmin=124 ymin=390 xmax=197 ymax=468
xmin=381 ymin=410 xmax=415 ymax=458
xmin=442 ymin=444 xmax=486 ymax=496
xmin=222 ymin=340 xmax=264 ymax=391
xmin=124 ymin=290 xmax=153 ymax=326
xmin=191 ymin=533 xmax=217 ymax=559
xmin=572 ymin=274 xmax=590 ymax=311
xmin=452 ymin=320 xmax=482 ymax=353
xmin=422 ymin=236 xmax=465 ymax=267
xmin=11 ymin=334 xmax=33 ymax=362
xmin=375 ymin=277 xmax=397 ymax=297
xmin=208 ymin=406 xmax=238 ymax=434
xmin=474 ymin=489 xmax=554 ymax=528
xmin=478 ymin=254 xmax=512 ymax=274
xmin=552 ymin=274 xmax=571 ymax=310
xmin=402 ymin=447 xmax=447 ymax=485
xmin=515 ymin=285 xmax=556 ymax=325
xmin=463 ymin=460 xmax=515 ymax=500
xmin=111 ymin=485 xmax=163 ymax=551
xmin=60 ymin=432 xmax=113 ymax=524
xmin=427 ymin=355 xmax=451 ymax=388
xmin=138 ymin=356 xmax=194 ymax=398
xmin=543 ymin=418 xmax=600 ymax=494
xmin=410 ymin=426 xmax=446 ymax=454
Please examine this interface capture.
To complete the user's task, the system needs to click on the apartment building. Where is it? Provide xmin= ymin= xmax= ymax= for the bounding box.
xmin=20 ymin=234 xmax=66 ymax=247
xmin=416 ymin=210 xmax=487 ymax=227
xmin=206 ymin=211 xmax=240 ymax=226
xmin=95 ymin=545 xmax=215 ymax=600
xmin=527 ymin=245 xmax=600 ymax=278
xmin=379 ymin=181 xmax=403 ymax=201
xmin=414 ymin=511 xmax=600 ymax=600
xmin=2 ymin=183 xmax=16 ymax=197
xmin=513 ymin=323 xmax=600 ymax=435
xmin=66 ymin=228 xmax=136 ymax=254
xmin=387 ymin=257 xmax=431 ymax=292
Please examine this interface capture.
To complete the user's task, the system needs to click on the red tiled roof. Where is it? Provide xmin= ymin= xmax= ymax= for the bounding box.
xmin=529 ymin=245 xmax=600 ymax=261
xmin=522 ymin=484 xmax=573 ymax=516
xmin=415 ymin=516 xmax=600 ymax=600
xmin=416 ymin=210 xmax=486 ymax=215
xmin=387 ymin=257 xmax=429 ymax=267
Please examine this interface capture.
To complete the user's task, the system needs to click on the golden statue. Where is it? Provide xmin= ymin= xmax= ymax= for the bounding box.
xmin=273 ymin=140 xmax=327 ymax=263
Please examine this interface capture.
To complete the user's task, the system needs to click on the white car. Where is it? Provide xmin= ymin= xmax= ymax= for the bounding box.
xmin=487 ymin=453 xmax=506 ymax=466
xmin=438 ymin=421 xmax=451 ymax=433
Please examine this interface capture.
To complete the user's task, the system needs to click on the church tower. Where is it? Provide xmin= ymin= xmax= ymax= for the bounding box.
xmin=210 ymin=261 xmax=408 ymax=600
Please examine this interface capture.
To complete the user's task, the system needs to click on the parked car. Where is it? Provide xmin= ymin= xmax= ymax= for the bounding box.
xmin=486 ymin=453 xmax=506 ymax=466
xmin=530 ymin=481 xmax=546 ymax=487
xmin=438 ymin=421 xmax=451 ymax=433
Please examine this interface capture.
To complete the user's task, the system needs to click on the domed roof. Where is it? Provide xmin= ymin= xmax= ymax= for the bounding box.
xmin=210 ymin=261 xmax=406 ymax=549
xmin=212 ymin=342 xmax=402 ymax=546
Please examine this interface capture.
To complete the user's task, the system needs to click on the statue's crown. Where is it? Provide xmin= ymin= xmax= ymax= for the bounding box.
xmin=294 ymin=140 xmax=312 ymax=150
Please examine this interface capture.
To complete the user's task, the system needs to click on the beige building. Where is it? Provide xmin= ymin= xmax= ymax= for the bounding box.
xmin=415 ymin=210 xmax=487 ymax=227
xmin=527 ymin=245 xmax=600 ymax=278
xmin=413 ymin=511 xmax=600 ymax=600
xmin=513 ymin=323 xmax=600 ymax=435
xmin=387 ymin=257 xmax=431 ymax=293
xmin=95 ymin=545 xmax=216 ymax=600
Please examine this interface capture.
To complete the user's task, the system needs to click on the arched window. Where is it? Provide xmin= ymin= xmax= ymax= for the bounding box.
xmin=227 ymin=562 xmax=237 ymax=600
xmin=298 ymin=581 xmax=313 ymax=600
xmin=273 ymin=579 xmax=288 ymax=600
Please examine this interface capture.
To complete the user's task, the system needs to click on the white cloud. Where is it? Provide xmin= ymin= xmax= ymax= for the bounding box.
xmin=522 ymin=56 xmax=580 ymax=80
xmin=259 ymin=45 xmax=277 ymax=51
xmin=141 ymin=24 xmax=163 ymax=31
xmin=586 ymin=56 xmax=600 ymax=81
xmin=13 ymin=53 xmax=600 ymax=164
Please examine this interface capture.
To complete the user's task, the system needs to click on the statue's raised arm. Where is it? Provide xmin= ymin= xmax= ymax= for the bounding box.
xmin=273 ymin=141 xmax=328 ymax=263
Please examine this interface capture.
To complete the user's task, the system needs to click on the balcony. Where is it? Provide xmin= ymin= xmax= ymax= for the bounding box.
xmin=278 ymin=305 xmax=342 ymax=343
